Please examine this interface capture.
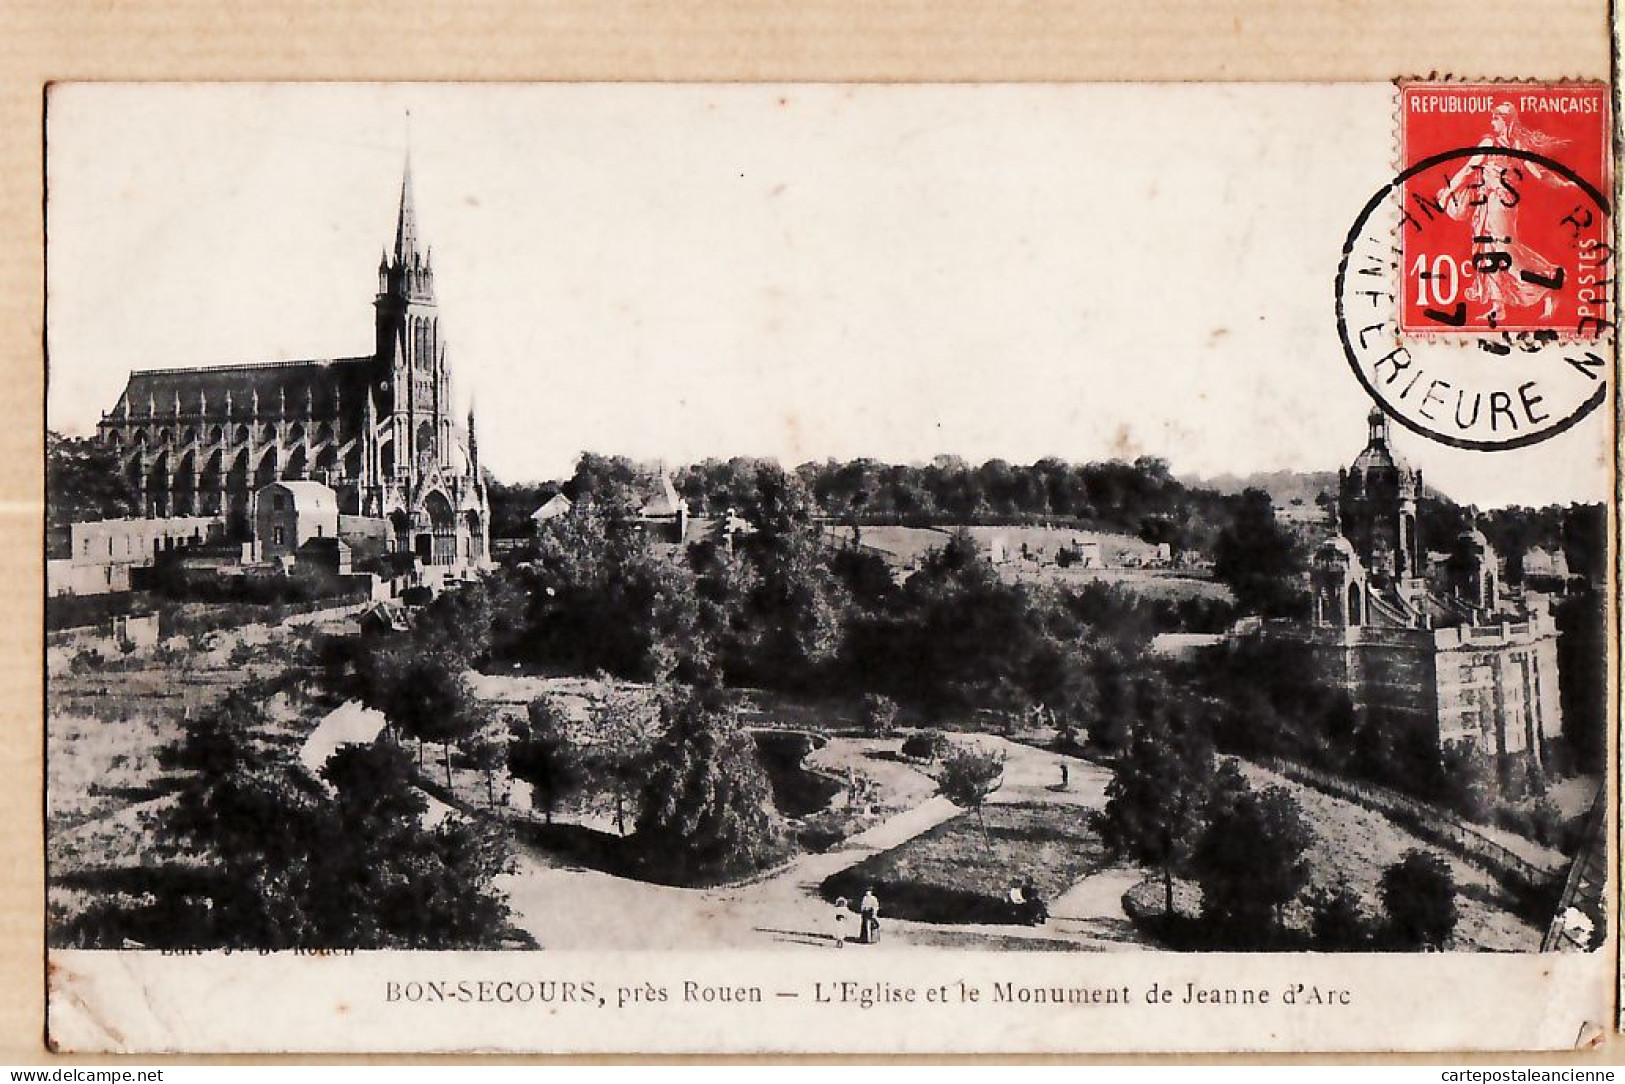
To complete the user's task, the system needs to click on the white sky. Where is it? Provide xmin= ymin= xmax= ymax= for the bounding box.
xmin=45 ymin=83 xmax=1611 ymax=508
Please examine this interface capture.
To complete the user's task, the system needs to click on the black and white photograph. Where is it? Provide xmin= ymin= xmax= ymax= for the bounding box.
xmin=41 ymin=82 xmax=1614 ymax=1053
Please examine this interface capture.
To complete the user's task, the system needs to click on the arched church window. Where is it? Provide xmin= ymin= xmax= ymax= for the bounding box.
xmin=416 ymin=421 xmax=437 ymax=469
xmin=1347 ymin=583 xmax=1362 ymax=626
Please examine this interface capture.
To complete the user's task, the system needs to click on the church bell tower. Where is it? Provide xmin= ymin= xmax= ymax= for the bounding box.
xmin=374 ymin=151 xmax=451 ymax=483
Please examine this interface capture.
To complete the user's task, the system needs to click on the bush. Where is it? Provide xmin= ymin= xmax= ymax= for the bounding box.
xmin=859 ymin=694 xmax=899 ymax=738
xmin=901 ymin=729 xmax=951 ymax=762
xmin=1379 ymin=850 xmax=1458 ymax=950
xmin=935 ymin=745 xmax=1006 ymax=838
xmin=1307 ymin=881 xmax=1374 ymax=951
xmin=1193 ymin=779 xmax=1312 ymax=947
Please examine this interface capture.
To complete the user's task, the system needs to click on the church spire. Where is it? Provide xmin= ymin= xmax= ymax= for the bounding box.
xmin=393 ymin=146 xmax=419 ymax=268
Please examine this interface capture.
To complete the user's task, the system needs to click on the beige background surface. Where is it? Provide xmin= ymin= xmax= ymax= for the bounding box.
xmin=3 ymin=0 xmax=1617 ymax=1063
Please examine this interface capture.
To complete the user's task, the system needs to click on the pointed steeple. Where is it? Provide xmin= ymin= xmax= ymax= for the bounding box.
xmin=393 ymin=138 xmax=418 ymax=269
xmin=467 ymin=402 xmax=480 ymax=477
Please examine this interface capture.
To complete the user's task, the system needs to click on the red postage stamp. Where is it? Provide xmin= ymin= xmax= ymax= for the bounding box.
xmin=1397 ymin=82 xmax=1612 ymax=337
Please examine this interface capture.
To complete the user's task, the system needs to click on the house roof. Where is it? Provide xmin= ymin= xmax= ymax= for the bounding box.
xmin=258 ymin=479 xmax=339 ymax=513
xmin=639 ymin=472 xmax=686 ymax=518
xmin=531 ymin=493 xmax=573 ymax=522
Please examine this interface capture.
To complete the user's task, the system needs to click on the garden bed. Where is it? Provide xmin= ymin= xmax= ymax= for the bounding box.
xmin=820 ymin=801 xmax=1107 ymax=925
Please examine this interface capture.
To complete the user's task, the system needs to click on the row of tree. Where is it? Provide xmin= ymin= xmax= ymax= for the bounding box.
xmin=1100 ymin=672 xmax=1458 ymax=950
xmin=507 ymin=460 xmax=1269 ymax=732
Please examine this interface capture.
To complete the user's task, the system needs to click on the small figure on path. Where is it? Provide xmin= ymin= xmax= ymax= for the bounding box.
xmin=859 ymin=887 xmax=881 ymax=944
xmin=1022 ymin=878 xmax=1049 ymax=925
xmin=1059 ymin=762 xmax=1070 ymax=789
xmin=830 ymin=897 xmax=851 ymax=949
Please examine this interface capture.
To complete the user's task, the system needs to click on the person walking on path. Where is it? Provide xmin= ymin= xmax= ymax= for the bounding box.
xmin=859 ymin=887 xmax=881 ymax=944
xmin=830 ymin=897 xmax=851 ymax=948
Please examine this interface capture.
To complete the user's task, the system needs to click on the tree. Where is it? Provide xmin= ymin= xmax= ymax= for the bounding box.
xmin=1307 ymin=881 xmax=1374 ymax=951
xmin=582 ymin=682 xmax=659 ymax=836
xmin=1380 ymin=850 xmax=1458 ymax=950
xmin=159 ymin=690 xmax=266 ymax=780
xmin=935 ymin=744 xmax=1006 ymax=843
xmin=632 ymin=685 xmax=788 ymax=884
xmin=1100 ymin=676 xmax=1213 ymax=916
xmin=1212 ymin=488 xmax=1307 ymax=617
xmin=361 ymin=644 xmax=487 ymax=789
xmin=521 ymin=497 xmax=712 ymax=683
xmin=1193 ymin=776 xmax=1312 ymax=946
xmin=156 ymin=710 xmax=513 ymax=950
xmin=507 ymin=697 xmax=582 ymax=825
xmin=462 ymin=731 xmax=506 ymax=807
xmin=859 ymin=693 xmax=898 ymax=738
xmin=46 ymin=430 xmax=133 ymax=548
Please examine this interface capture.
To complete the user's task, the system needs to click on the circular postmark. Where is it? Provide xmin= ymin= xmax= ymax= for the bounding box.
xmin=1336 ymin=146 xmax=1613 ymax=451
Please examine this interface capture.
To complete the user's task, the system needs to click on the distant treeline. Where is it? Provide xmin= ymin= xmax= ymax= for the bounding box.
xmin=490 ymin=453 xmax=1238 ymax=552
xmin=485 ymin=453 xmax=1605 ymax=584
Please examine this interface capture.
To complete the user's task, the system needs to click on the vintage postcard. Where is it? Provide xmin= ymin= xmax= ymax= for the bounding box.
xmin=41 ymin=81 xmax=1615 ymax=1053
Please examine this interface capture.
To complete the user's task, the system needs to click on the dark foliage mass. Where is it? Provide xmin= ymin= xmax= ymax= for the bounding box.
xmin=1380 ymin=850 xmax=1459 ymax=950
xmin=673 ymin=454 xmax=1233 ymax=547
xmin=59 ymin=693 xmax=514 ymax=950
xmin=631 ymin=684 xmax=791 ymax=885
xmin=47 ymin=431 xmax=134 ymax=556
xmin=1210 ymin=488 xmax=1307 ymax=618
xmin=1193 ymin=771 xmax=1312 ymax=946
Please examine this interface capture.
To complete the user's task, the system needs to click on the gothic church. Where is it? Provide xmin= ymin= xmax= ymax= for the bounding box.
xmin=95 ymin=155 xmax=489 ymax=568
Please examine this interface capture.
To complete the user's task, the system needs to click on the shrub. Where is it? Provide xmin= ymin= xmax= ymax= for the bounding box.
xmin=901 ymin=729 xmax=951 ymax=762
xmin=859 ymin=694 xmax=899 ymax=738
xmin=1307 ymin=881 xmax=1374 ymax=951
xmin=935 ymin=744 xmax=1006 ymax=840
xmin=1379 ymin=850 xmax=1458 ymax=950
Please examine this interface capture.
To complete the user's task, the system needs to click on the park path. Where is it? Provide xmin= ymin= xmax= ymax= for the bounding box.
xmin=496 ymin=736 xmax=1143 ymax=952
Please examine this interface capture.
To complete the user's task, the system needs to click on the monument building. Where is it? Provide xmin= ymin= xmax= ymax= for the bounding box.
xmin=1286 ymin=408 xmax=1564 ymax=775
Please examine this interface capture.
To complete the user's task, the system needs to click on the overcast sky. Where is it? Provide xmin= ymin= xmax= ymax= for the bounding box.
xmin=45 ymin=83 xmax=1611 ymax=508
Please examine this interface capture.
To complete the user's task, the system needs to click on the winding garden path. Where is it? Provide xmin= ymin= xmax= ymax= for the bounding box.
xmin=495 ymin=736 xmax=1143 ymax=951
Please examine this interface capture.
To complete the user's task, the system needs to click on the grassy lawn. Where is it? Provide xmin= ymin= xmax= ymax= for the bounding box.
xmin=821 ymin=800 xmax=1107 ymax=925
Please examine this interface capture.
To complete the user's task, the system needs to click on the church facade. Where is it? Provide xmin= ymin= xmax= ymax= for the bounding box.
xmin=95 ymin=156 xmax=489 ymax=569
xmin=1279 ymin=408 xmax=1563 ymax=775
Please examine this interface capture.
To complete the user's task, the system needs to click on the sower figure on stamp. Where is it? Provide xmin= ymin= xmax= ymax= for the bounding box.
xmin=1435 ymin=102 xmax=1571 ymax=325
xmin=859 ymin=887 xmax=881 ymax=945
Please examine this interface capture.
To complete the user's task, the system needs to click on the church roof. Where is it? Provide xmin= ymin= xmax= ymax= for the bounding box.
xmin=107 ymin=357 xmax=378 ymax=422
